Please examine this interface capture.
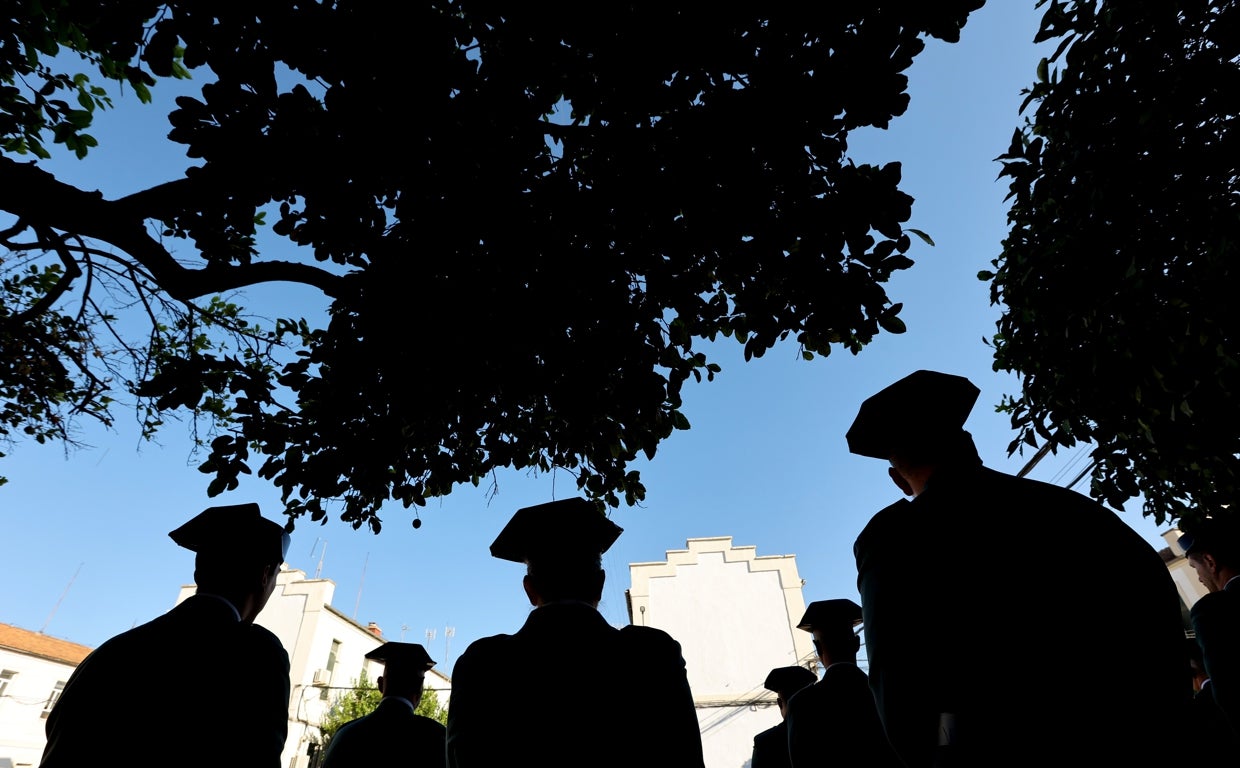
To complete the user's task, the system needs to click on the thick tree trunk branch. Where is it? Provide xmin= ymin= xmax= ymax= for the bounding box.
xmin=7 ymin=225 xmax=83 ymax=324
xmin=0 ymin=156 xmax=345 ymax=300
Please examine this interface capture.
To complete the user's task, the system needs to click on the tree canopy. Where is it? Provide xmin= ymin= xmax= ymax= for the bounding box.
xmin=987 ymin=0 xmax=1240 ymax=526
xmin=2 ymin=2 xmax=984 ymax=531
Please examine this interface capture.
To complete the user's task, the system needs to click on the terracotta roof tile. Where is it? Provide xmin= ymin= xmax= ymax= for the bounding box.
xmin=0 ymin=623 xmax=93 ymax=665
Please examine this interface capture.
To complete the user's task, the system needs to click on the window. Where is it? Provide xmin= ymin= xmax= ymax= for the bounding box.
xmin=41 ymin=681 xmax=65 ymax=718
xmin=0 ymin=669 xmax=15 ymax=697
xmin=321 ymin=640 xmax=341 ymax=700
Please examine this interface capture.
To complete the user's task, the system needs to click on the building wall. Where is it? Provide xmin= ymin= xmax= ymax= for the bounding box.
xmin=697 ymin=703 xmax=781 ymax=768
xmin=0 ymin=631 xmax=89 ymax=768
xmin=628 ymin=537 xmax=814 ymax=768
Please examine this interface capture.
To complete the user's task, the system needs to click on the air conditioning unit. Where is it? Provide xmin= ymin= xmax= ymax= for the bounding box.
xmin=312 ymin=669 xmax=331 ymax=687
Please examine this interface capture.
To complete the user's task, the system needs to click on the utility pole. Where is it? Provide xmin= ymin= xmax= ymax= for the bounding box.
xmin=1016 ymin=442 xmax=1053 ymax=478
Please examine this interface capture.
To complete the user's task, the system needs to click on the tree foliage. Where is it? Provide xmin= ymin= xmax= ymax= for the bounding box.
xmin=987 ymin=0 xmax=1240 ymax=526
xmin=414 ymin=686 xmax=449 ymax=725
xmin=2 ymin=2 xmax=983 ymax=530
xmin=318 ymin=670 xmax=383 ymax=745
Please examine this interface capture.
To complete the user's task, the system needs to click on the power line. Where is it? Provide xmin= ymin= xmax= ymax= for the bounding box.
xmin=1065 ymin=462 xmax=1096 ymax=491
xmin=1047 ymin=445 xmax=1089 ymax=486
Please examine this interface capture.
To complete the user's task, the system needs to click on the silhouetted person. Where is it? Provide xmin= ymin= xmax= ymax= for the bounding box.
xmin=445 ymin=498 xmax=704 ymax=768
xmin=1183 ymin=634 xmax=1238 ymax=757
xmin=783 ymin=599 xmax=899 ymax=768
xmin=40 ymin=503 xmax=291 ymax=768
xmin=751 ymin=665 xmax=816 ymax=768
xmin=321 ymin=641 xmax=446 ymax=768
xmin=847 ymin=370 xmax=1189 ymax=767
xmin=1184 ymin=517 xmax=1240 ymax=742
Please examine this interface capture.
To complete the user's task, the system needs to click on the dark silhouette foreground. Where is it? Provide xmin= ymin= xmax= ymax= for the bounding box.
xmin=751 ymin=665 xmax=816 ymax=768
xmin=445 ymin=498 xmax=704 ymax=768
xmin=321 ymin=641 xmax=445 ymax=768
xmin=1183 ymin=517 xmax=1240 ymax=747
xmin=784 ymin=599 xmax=898 ymax=768
xmin=849 ymin=371 xmax=1190 ymax=767
xmin=40 ymin=503 xmax=291 ymax=768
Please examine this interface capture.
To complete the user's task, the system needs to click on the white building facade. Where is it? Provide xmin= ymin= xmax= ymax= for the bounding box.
xmin=0 ymin=624 xmax=91 ymax=768
xmin=627 ymin=537 xmax=815 ymax=768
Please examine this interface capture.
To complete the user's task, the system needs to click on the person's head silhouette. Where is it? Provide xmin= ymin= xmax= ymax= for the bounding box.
xmin=846 ymin=370 xmax=982 ymax=497
xmin=168 ymin=502 xmax=290 ymax=623
xmin=1181 ymin=516 xmax=1240 ymax=593
xmin=489 ymin=498 xmax=622 ymax=607
xmin=796 ymin=599 xmax=863 ymax=667
xmin=366 ymin=641 xmax=436 ymax=704
xmin=764 ymin=665 xmax=817 ymax=718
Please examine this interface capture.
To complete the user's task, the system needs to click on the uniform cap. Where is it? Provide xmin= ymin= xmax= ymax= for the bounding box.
xmin=797 ymin=599 xmax=863 ymax=632
xmin=1179 ymin=529 xmax=1202 ymax=554
xmin=168 ymin=503 xmax=290 ymax=563
xmin=763 ymin=666 xmax=817 ymax=697
xmin=1179 ymin=516 xmax=1240 ymax=557
xmin=489 ymin=498 xmax=622 ymax=563
xmin=846 ymin=370 xmax=980 ymax=459
xmin=365 ymin=642 xmax=436 ymax=672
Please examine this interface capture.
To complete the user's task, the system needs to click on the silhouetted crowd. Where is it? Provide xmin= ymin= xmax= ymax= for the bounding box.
xmin=36 ymin=371 xmax=1238 ymax=768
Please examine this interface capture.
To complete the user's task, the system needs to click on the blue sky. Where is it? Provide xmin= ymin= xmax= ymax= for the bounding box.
xmin=1 ymin=3 xmax=1176 ymax=668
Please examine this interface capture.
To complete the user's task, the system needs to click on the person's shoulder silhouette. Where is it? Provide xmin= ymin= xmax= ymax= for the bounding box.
xmin=40 ymin=503 xmax=292 ymax=768
xmin=784 ymin=599 xmax=897 ymax=768
xmin=848 ymin=370 xmax=1189 ymax=767
xmin=445 ymin=498 xmax=704 ymax=768
xmin=1183 ymin=517 xmax=1240 ymax=740
xmin=751 ymin=665 xmax=816 ymax=768
xmin=321 ymin=641 xmax=445 ymax=768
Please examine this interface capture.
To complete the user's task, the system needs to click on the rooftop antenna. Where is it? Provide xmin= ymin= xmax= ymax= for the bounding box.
xmin=42 ymin=562 xmax=84 ymax=634
xmin=426 ymin=628 xmax=437 ymax=646
xmin=444 ymin=626 xmax=456 ymax=667
xmin=353 ymin=552 xmax=368 ymax=620
xmin=401 ymin=624 xmax=409 ymax=641
xmin=313 ymin=540 xmax=328 ymax=579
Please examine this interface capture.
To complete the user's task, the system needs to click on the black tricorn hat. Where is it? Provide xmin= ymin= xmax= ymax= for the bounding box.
xmin=168 ymin=503 xmax=290 ymax=563
xmin=489 ymin=498 xmax=623 ymax=564
xmin=365 ymin=642 xmax=436 ymax=672
xmin=797 ymin=599 xmax=863 ymax=632
xmin=763 ymin=665 xmax=817 ymax=696
xmin=1179 ymin=516 xmax=1240 ymax=557
xmin=846 ymin=370 xmax=980 ymax=459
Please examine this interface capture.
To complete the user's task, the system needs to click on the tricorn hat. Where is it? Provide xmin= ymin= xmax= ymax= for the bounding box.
xmin=168 ymin=503 xmax=290 ymax=563
xmin=1179 ymin=516 xmax=1240 ymax=558
xmin=365 ymin=642 xmax=436 ymax=672
xmin=846 ymin=370 xmax=980 ymax=459
xmin=490 ymin=498 xmax=622 ymax=564
xmin=797 ymin=599 xmax=863 ymax=632
xmin=763 ymin=665 xmax=817 ymax=696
